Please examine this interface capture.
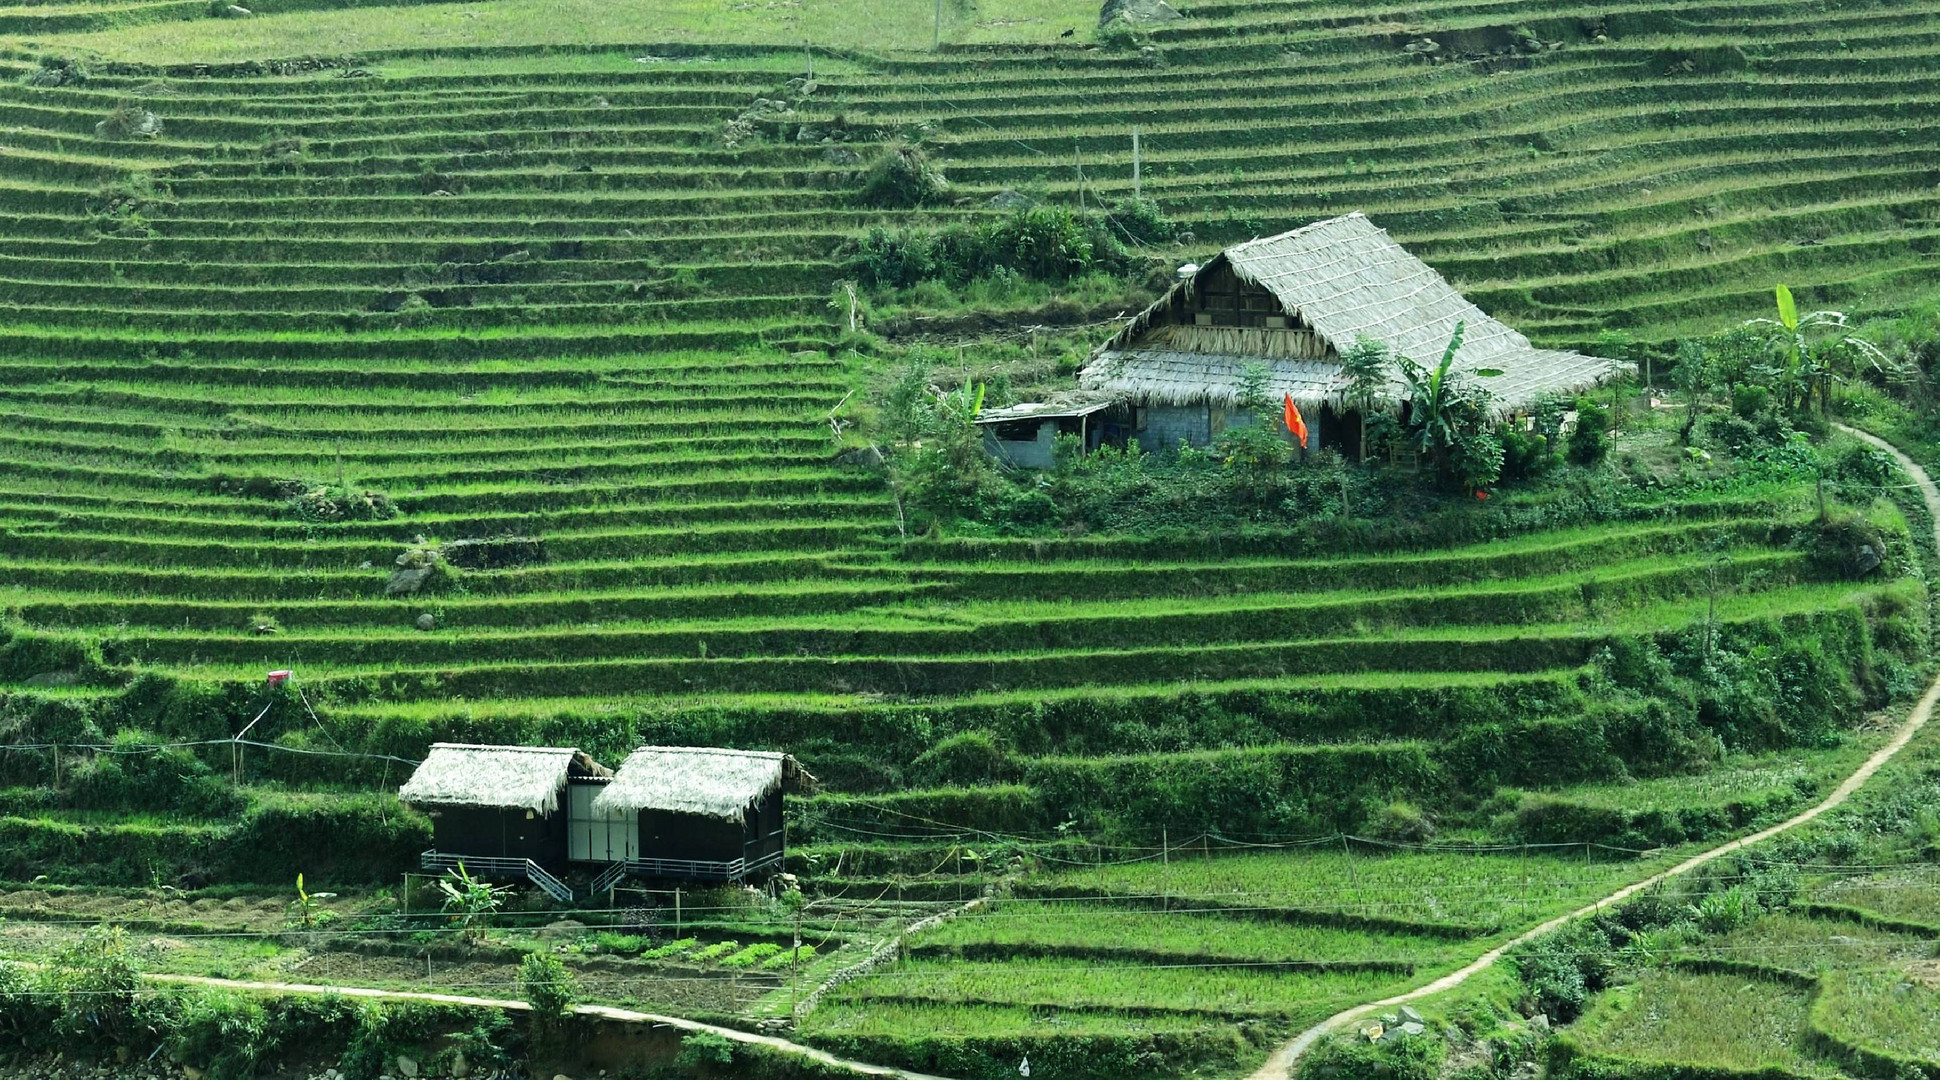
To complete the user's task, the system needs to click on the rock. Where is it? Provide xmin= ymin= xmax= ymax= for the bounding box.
xmin=396 ymin=1057 xmax=418 ymax=1078
xmin=449 ymin=1052 xmax=469 ymax=1079
xmin=821 ymin=145 xmax=860 ymax=166
xmin=1097 ymin=0 xmax=1182 ymax=26
xmin=415 ymin=613 xmax=437 ymax=631
xmin=834 ymin=445 xmax=885 ymax=470
xmin=23 ymin=669 xmax=80 ymax=687
xmin=553 ymin=1075 xmax=574 ymax=1080
xmin=386 ymin=566 xmax=432 ymax=595
xmin=183 ymin=1067 xmax=203 ymax=1080
xmin=1401 ymin=1021 xmax=1425 ymax=1036
xmin=1530 ymin=1013 xmax=1551 ymax=1032
xmin=1379 ymin=1023 xmax=1410 ymax=1042
xmin=1403 ymin=36 xmax=1441 ymax=54
xmin=1380 ymin=1013 xmax=1400 ymax=1026
xmin=1856 ymin=544 xmax=1882 ymax=576
xmin=987 ymin=188 xmax=1035 ymax=212
xmin=1398 ymin=1005 xmax=1425 ymax=1025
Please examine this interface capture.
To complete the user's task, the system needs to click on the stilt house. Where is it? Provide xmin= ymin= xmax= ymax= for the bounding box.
xmin=589 ymin=746 xmax=812 ymax=882
xmin=1078 ymin=212 xmax=1622 ymax=456
xmin=398 ymin=743 xmax=610 ymax=900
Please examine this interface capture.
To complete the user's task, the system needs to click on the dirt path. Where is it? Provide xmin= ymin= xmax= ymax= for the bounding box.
xmin=144 ymin=972 xmax=954 ymax=1080
xmin=1245 ymin=422 xmax=1940 ymax=1080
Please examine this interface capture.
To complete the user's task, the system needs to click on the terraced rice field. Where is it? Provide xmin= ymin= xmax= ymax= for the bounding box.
xmin=1565 ymin=873 xmax=1940 ymax=1079
xmin=0 ymin=2 xmax=1936 ymax=1074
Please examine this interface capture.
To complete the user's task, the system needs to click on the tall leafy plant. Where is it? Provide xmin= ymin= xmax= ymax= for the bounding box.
xmin=1338 ymin=336 xmax=1392 ymax=461
xmin=1748 ymin=284 xmax=1889 ymax=416
xmin=1395 ymin=322 xmax=1502 ymax=487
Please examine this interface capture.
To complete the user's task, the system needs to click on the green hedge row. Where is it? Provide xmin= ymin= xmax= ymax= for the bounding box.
xmin=804 ymin=1028 xmax=1258 ymax=1080
xmin=0 ymin=796 xmax=426 ymax=886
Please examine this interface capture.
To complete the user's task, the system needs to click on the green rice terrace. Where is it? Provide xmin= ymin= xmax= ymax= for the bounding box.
xmin=1 ymin=0 xmax=1940 ymax=1077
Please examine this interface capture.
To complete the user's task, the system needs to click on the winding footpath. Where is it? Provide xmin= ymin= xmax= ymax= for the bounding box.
xmin=1246 ymin=423 xmax=1940 ymax=1080
xmin=122 ymin=427 xmax=1940 ymax=1080
xmin=143 ymin=973 xmax=953 ymax=1080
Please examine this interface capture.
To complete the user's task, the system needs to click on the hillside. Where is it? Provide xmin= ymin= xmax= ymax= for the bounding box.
xmin=2 ymin=0 xmax=1940 ymax=1078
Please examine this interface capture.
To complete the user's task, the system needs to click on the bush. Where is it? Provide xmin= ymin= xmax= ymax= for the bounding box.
xmin=847 ymin=205 xmax=1125 ymax=290
xmin=519 ymin=951 xmax=577 ymax=1019
xmin=171 ymin=992 xmax=273 ymax=1080
xmin=909 ymin=730 xmax=1020 ymax=787
xmin=1569 ymin=398 xmax=1612 ymax=466
xmin=857 ymin=146 xmax=947 ymax=208
xmin=1506 ymin=922 xmax=1614 ymax=1023
xmin=63 ymin=731 xmax=245 ymax=818
xmin=51 ymin=926 xmax=145 ymax=1049
xmin=675 ymin=1030 xmax=738 ymax=1069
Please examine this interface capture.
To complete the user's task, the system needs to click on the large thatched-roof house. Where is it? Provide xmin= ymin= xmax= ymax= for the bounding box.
xmin=1078 ymin=212 xmax=1622 ymax=455
xmin=590 ymin=746 xmax=812 ymax=882
xmin=399 ymin=743 xmax=610 ymax=896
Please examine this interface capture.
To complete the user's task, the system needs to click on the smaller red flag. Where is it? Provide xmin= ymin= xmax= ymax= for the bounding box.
xmin=1282 ymin=393 xmax=1309 ymax=449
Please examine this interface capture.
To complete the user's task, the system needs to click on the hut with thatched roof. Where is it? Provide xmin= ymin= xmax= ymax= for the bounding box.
xmin=1079 ymin=212 xmax=1622 ymax=456
xmin=591 ymin=747 xmax=813 ymax=882
xmin=399 ymin=743 xmax=609 ymax=873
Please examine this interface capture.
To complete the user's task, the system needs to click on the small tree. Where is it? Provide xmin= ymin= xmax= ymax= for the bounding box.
xmin=1672 ymin=337 xmax=1717 ymax=444
xmin=438 ymin=863 xmax=512 ymax=946
xmin=51 ymin=926 xmax=143 ymax=1048
xmin=1396 ymin=322 xmax=1501 ymax=485
xmin=520 ymin=949 xmax=578 ymax=1063
xmin=1747 ymin=284 xmax=1888 ymax=416
xmin=1337 ymin=336 xmax=1391 ymax=461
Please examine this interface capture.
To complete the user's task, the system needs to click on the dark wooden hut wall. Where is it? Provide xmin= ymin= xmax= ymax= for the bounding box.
xmin=428 ymin=805 xmax=565 ymax=867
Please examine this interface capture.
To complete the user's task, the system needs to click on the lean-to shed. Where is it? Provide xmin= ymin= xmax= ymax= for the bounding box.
xmin=590 ymin=746 xmax=813 ymax=882
xmin=398 ymin=743 xmax=609 ymax=874
xmin=1080 ymin=212 xmax=1625 ymax=455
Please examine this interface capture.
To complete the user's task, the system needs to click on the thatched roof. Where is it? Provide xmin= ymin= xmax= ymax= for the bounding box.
xmin=398 ymin=743 xmax=607 ymax=815
xmin=593 ymin=746 xmax=813 ymax=822
xmin=1082 ymin=212 xmax=1626 ymax=412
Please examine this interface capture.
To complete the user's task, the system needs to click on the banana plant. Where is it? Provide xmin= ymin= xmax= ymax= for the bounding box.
xmin=1397 ymin=321 xmax=1498 ymax=468
xmin=1747 ymin=284 xmax=1890 ymax=415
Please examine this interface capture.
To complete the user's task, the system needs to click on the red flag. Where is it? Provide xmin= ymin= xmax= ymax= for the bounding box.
xmin=1283 ymin=394 xmax=1308 ymax=449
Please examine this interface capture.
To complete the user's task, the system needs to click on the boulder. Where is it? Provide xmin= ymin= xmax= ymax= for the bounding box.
xmin=987 ymin=188 xmax=1035 ymax=211
xmin=1398 ymin=1005 xmax=1425 ymax=1025
xmin=415 ymin=613 xmax=437 ymax=631
xmin=386 ymin=566 xmax=432 ymax=595
xmin=396 ymin=1056 xmax=419 ymax=1078
xmin=1098 ymin=0 xmax=1182 ymax=26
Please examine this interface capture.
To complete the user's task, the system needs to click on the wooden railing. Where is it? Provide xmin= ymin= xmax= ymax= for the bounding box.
xmin=611 ymin=849 xmax=783 ymax=883
xmin=420 ymin=850 xmax=574 ymax=903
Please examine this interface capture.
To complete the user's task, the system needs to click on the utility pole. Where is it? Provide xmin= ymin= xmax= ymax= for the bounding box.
xmin=1132 ymin=126 xmax=1142 ymax=200
xmin=933 ymin=0 xmax=943 ymax=51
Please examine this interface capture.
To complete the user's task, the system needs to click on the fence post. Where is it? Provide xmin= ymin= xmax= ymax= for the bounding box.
xmin=675 ymin=887 xmax=681 ymax=936
xmin=1160 ymin=827 xmax=1169 ymax=911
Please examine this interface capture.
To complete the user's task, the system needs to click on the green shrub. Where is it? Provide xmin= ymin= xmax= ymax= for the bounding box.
xmin=1569 ymin=398 xmax=1612 ymax=466
xmin=675 ymin=1030 xmax=738 ymax=1069
xmin=908 ymin=730 xmax=1020 ymax=787
xmin=1301 ymin=1029 xmax=1445 ymax=1080
xmin=1506 ymin=922 xmax=1614 ymax=1023
xmin=856 ymin=146 xmax=947 ymax=208
xmin=520 ymin=951 xmax=577 ymax=1019
xmin=170 ymin=992 xmax=272 ymax=1080
xmin=50 ymin=926 xmax=145 ymax=1049
xmin=640 ymin=936 xmax=699 ymax=960
xmin=63 ymin=731 xmax=244 ymax=818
